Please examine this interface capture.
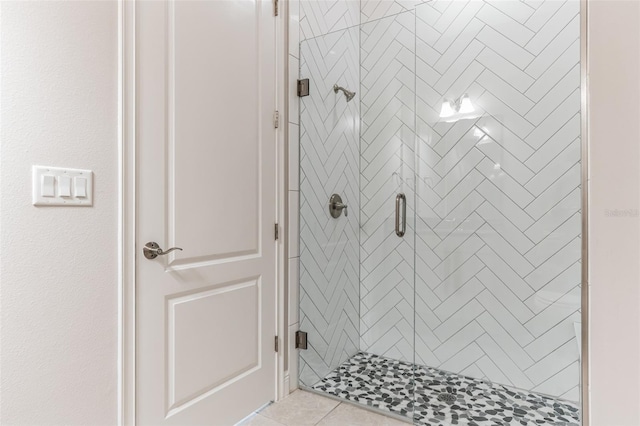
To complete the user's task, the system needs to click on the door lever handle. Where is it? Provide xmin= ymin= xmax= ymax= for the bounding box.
xmin=143 ymin=241 xmax=183 ymax=260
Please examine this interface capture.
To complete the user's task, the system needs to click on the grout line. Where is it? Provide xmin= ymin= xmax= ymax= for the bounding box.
xmin=313 ymin=400 xmax=342 ymax=425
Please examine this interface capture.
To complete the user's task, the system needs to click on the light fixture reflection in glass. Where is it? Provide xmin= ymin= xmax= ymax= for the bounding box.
xmin=439 ymin=101 xmax=455 ymax=118
xmin=459 ymin=94 xmax=475 ymax=114
xmin=439 ymin=94 xmax=476 ymax=121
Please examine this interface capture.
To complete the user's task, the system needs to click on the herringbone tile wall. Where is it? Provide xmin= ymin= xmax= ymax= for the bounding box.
xmin=300 ymin=0 xmax=360 ymax=41
xmin=359 ymin=0 xmax=581 ymax=401
xmin=296 ymin=0 xmax=582 ymax=403
xmin=298 ymin=27 xmax=361 ymax=387
xmin=425 ymin=0 xmax=582 ymax=401
xmin=361 ymin=0 xmax=430 ymax=24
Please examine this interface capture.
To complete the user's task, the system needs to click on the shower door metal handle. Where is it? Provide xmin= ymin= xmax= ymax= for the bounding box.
xmin=395 ymin=193 xmax=406 ymax=237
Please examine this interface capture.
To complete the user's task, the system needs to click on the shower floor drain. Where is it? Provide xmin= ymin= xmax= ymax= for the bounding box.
xmin=437 ymin=393 xmax=457 ymax=403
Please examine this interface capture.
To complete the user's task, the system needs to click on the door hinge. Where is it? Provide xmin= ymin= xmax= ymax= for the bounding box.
xmin=274 ymin=223 xmax=279 ymax=240
xmin=273 ymin=0 xmax=279 ymax=16
xmin=274 ymin=110 xmax=280 ymax=129
xmin=274 ymin=336 xmax=279 ymax=352
xmin=297 ymin=79 xmax=310 ymax=97
xmin=295 ymin=330 xmax=308 ymax=350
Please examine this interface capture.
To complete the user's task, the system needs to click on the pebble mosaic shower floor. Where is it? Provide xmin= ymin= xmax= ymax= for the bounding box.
xmin=311 ymin=352 xmax=580 ymax=426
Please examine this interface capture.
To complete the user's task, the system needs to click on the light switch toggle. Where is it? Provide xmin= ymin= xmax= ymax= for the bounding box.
xmin=41 ymin=175 xmax=55 ymax=197
xmin=58 ymin=176 xmax=72 ymax=197
xmin=74 ymin=177 xmax=87 ymax=198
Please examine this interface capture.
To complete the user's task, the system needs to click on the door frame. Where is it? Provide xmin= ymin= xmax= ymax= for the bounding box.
xmin=117 ymin=1 xmax=288 ymax=424
xmin=580 ymin=0 xmax=589 ymax=423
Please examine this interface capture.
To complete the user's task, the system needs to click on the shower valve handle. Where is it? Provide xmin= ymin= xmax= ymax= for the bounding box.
xmin=329 ymin=194 xmax=348 ymax=218
xmin=334 ymin=202 xmax=348 ymax=217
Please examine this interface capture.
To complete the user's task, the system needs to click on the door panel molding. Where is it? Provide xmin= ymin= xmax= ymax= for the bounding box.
xmin=166 ymin=277 xmax=262 ymax=416
xmin=165 ymin=0 xmax=263 ymax=268
xmin=165 ymin=253 xmax=264 ymax=272
xmin=166 ymin=0 xmax=177 ymax=266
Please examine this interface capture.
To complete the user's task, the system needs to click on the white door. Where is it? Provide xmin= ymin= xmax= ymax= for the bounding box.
xmin=136 ymin=1 xmax=277 ymax=424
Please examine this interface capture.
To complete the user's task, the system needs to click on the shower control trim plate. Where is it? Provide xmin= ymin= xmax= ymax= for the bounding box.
xmin=329 ymin=194 xmax=348 ymax=218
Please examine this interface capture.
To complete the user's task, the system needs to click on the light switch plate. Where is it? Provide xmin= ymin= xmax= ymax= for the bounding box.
xmin=32 ymin=166 xmax=93 ymax=206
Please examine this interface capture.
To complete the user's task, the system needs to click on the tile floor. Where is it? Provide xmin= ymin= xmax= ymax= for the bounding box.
xmin=240 ymin=389 xmax=409 ymax=426
xmin=312 ymin=352 xmax=580 ymax=426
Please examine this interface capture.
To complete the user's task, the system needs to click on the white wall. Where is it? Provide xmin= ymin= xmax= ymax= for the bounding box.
xmin=0 ymin=2 xmax=118 ymax=425
xmin=588 ymin=0 xmax=640 ymax=424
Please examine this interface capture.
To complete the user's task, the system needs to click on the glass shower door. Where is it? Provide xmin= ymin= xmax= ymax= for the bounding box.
xmin=412 ymin=1 xmax=582 ymax=424
xmin=357 ymin=7 xmax=418 ymax=413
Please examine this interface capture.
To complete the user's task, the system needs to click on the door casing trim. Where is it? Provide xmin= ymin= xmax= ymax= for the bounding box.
xmin=117 ymin=1 xmax=135 ymax=423
xmin=117 ymin=2 xmax=287 ymax=424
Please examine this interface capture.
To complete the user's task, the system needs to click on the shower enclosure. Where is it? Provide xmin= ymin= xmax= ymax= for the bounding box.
xmin=297 ymin=1 xmax=583 ymax=424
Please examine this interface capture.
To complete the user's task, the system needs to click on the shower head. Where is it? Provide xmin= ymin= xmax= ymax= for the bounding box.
xmin=334 ymin=84 xmax=356 ymax=102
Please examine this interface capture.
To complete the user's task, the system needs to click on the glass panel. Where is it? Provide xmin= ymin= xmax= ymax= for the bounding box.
xmin=298 ymin=16 xmax=419 ymax=420
xmin=298 ymin=27 xmax=361 ymax=388
xmin=413 ymin=0 xmax=582 ymax=424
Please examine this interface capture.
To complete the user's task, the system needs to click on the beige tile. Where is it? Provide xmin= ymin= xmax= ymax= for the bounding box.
xmin=316 ymin=403 xmax=410 ymax=426
xmin=259 ymin=390 xmax=339 ymax=426
xmin=238 ymin=413 xmax=286 ymax=426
